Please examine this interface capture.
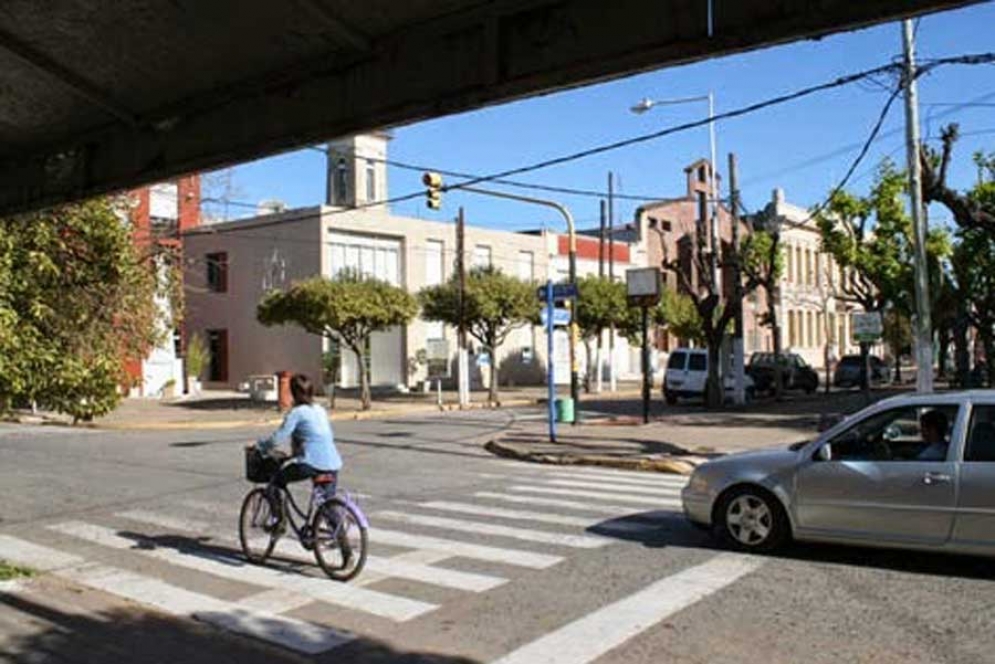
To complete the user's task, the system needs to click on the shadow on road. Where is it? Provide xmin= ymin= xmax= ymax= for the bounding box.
xmin=0 ymin=590 xmax=480 ymax=664
xmin=587 ymin=511 xmax=995 ymax=581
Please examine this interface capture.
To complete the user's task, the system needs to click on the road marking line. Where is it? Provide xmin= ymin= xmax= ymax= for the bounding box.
xmin=473 ymin=492 xmax=681 ymax=515
xmin=374 ymin=511 xmax=607 ymax=549
xmin=59 ymin=562 xmax=352 ymax=654
xmin=372 ymin=529 xmax=563 ymax=569
xmin=236 ymin=587 xmax=316 ymax=614
xmin=48 ymin=521 xmax=435 ymax=622
xmin=0 ymin=534 xmax=84 ymax=571
xmin=542 ymin=470 xmax=689 ymax=488
xmin=543 ymin=479 xmax=682 ymax=497
xmin=268 ymin=540 xmax=507 ymax=593
xmin=120 ymin=508 xmax=504 ymax=593
xmin=116 ymin=510 xmax=217 ymax=535
xmin=491 ymin=553 xmax=763 ymax=664
xmin=417 ymin=501 xmax=595 ymax=527
xmin=507 ymin=486 xmax=666 ymax=506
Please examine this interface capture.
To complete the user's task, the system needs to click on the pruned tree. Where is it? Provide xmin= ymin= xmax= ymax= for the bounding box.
xmin=653 ymin=223 xmax=755 ymax=408
xmin=419 ymin=266 xmax=538 ymax=406
xmin=0 ymin=197 xmax=163 ymax=422
xmin=921 ymin=124 xmax=995 ymax=235
xmin=257 ymin=272 xmax=418 ymax=410
xmin=741 ymin=216 xmax=786 ymax=398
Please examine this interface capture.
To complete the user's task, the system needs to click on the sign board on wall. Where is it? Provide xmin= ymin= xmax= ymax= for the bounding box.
xmin=426 ymin=339 xmax=450 ymax=379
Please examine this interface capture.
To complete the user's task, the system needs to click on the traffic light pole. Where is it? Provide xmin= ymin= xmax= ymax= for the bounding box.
xmin=458 ymin=185 xmax=579 ymax=423
xmin=456 ymin=207 xmax=470 ymax=408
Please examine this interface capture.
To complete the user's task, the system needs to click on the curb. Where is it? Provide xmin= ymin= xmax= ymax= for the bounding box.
xmin=69 ymin=397 xmax=545 ymax=431
xmin=484 ymin=437 xmax=701 ymax=476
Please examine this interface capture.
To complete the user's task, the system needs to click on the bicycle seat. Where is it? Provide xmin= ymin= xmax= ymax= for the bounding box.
xmin=312 ymin=473 xmax=336 ymax=485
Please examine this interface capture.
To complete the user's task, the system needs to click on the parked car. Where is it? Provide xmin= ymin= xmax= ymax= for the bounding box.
xmin=682 ymin=390 xmax=995 ymax=556
xmin=663 ymin=348 xmax=755 ymax=405
xmin=746 ymin=352 xmax=819 ymax=395
xmin=833 ymin=354 xmax=890 ymax=388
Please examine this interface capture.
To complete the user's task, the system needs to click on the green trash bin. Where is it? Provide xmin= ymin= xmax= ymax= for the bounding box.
xmin=555 ymin=397 xmax=575 ymax=423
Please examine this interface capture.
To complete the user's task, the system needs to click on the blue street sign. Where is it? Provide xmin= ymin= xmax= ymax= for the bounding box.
xmin=537 ymin=283 xmax=578 ymax=301
xmin=540 ymin=307 xmax=572 ymax=326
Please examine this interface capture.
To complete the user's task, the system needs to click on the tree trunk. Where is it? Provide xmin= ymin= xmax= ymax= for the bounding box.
xmin=488 ymin=337 xmax=500 ymax=407
xmin=824 ymin=342 xmax=831 ymax=396
xmin=583 ymin=339 xmax=593 ymax=394
xmin=954 ymin=307 xmax=970 ymax=387
xmin=937 ymin=327 xmax=950 ymax=380
xmin=770 ymin=307 xmax=785 ymax=401
xmin=354 ymin=345 xmax=371 ymax=411
xmin=595 ymin=336 xmax=603 ymax=394
xmin=705 ymin=341 xmax=722 ymax=408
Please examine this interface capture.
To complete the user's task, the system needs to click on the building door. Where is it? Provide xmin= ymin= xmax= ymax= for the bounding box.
xmin=207 ymin=329 xmax=229 ymax=383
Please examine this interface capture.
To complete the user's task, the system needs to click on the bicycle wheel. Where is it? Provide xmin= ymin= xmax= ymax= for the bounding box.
xmin=312 ymin=498 xmax=368 ymax=582
xmin=239 ymin=487 xmax=279 ymax=564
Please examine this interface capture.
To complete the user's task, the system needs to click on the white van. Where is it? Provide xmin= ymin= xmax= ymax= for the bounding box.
xmin=663 ymin=348 xmax=754 ymax=405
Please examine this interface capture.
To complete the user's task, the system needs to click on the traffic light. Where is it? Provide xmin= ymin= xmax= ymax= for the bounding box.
xmin=423 ymin=171 xmax=443 ymax=210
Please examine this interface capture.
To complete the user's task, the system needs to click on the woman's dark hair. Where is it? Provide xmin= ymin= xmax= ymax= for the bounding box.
xmin=290 ymin=373 xmax=314 ymax=406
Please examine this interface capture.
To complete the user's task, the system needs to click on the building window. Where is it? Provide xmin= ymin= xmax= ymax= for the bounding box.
xmin=426 ymin=240 xmax=444 ymax=286
xmin=472 ymin=245 xmax=492 ymax=269
xmin=206 ymin=252 xmax=228 ymax=293
xmin=207 ymin=329 xmax=228 ymax=382
xmin=696 ymin=191 xmax=707 ymax=224
xmin=698 ymin=165 xmax=708 ymax=183
xmin=365 ymin=159 xmax=376 ymax=202
xmin=335 ymin=158 xmax=348 ymax=204
xmin=660 ymin=219 xmax=673 ymax=232
xmin=796 ymin=247 xmax=803 ymax=285
xmin=807 ymin=311 xmax=815 ymax=347
xmin=518 ymin=251 xmax=534 ymax=282
xmin=785 ymin=245 xmax=794 ymax=283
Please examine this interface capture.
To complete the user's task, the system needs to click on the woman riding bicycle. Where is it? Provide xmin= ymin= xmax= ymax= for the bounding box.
xmin=256 ymin=374 xmax=341 ymax=520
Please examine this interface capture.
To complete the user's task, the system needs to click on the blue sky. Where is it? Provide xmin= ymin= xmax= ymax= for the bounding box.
xmin=210 ymin=2 xmax=995 ymax=233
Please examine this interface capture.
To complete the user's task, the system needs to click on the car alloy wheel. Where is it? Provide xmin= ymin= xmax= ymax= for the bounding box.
xmin=725 ymin=494 xmax=773 ymax=547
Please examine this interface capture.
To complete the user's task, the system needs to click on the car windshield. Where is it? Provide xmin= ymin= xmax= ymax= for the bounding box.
xmin=839 ymin=357 xmax=861 ymax=367
xmin=667 ymin=352 xmax=686 ymax=370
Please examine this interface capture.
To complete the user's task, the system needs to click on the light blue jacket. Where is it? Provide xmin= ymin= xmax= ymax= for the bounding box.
xmin=257 ymin=404 xmax=341 ymax=471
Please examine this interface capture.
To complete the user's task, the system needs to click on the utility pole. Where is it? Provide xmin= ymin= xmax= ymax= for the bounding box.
xmin=608 ymin=172 xmax=617 ymax=392
xmin=456 ymin=207 xmax=470 ymax=407
xmin=596 ymin=199 xmax=606 ymax=393
xmin=902 ymin=18 xmax=934 ymax=394
xmin=729 ymin=153 xmax=746 ymax=405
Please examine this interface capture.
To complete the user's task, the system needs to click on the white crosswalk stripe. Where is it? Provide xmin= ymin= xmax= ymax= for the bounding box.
xmin=492 ymin=553 xmax=762 ymax=664
xmin=542 ymin=469 xmax=689 ymax=488
xmin=48 ymin=521 xmax=436 ymax=622
xmin=372 ymin=528 xmax=563 ymax=569
xmin=417 ymin=501 xmax=597 ymax=527
xmin=473 ymin=491 xmax=682 ymax=515
xmin=543 ymin=479 xmax=683 ymax=497
xmin=0 ymin=535 xmax=351 ymax=654
xmin=374 ymin=511 xmax=608 ymax=548
xmin=118 ymin=507 xmax=509 ymax=593
xmin=117 ymin=509 xmax=216 ymax=534
xmin=507 ymin=485 xmax=667 ymax=506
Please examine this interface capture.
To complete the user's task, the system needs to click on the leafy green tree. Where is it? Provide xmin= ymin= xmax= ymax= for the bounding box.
xmin=817 ymin=160 xmax=949 ymax=391
xmin=0 ymin=197 xmax=163 ymax=421
xmin=956 ymin=229 xmax=995 ymax=387
xmin=419 ymin=266 xmax=538 ymax=406
xmin=257 ymin=272 xmax=417 ymax=410
xmin=574 ymin=276 xmax=627 ymax=391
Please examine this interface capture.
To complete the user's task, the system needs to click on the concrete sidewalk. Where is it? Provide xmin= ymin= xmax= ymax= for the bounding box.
xmin=6 ymin=384 xmax=644 ymax=431
xmin=487 ymin=388 xmax=908 ymax=475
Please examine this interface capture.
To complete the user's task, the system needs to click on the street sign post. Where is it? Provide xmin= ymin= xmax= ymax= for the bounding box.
xmin=544 ymin=280 xmax=557 ymax=443
xmin=540 ymin=307 xmax=572 ymax=327
xmin=426 ymin=339 xmax=451 ymax=407
xmin=626 ymin=268 xmax=662 ymax=424
xmin=537 ymin=283 xmax=578 ymax=301
xmin=853 ymin=312 xmax=883 ymax=343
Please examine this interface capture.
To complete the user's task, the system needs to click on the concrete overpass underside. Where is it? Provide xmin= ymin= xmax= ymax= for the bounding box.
xmin=0 ymin=0 xmax=982 ymax=214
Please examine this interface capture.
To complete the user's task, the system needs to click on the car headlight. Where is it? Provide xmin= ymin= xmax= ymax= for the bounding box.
xmin=688 ymin=472 xmax=711 ymax=493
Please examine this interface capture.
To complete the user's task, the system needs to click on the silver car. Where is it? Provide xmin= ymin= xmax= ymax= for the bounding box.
xmin=682 ymin=391 xmax=995 ymax=556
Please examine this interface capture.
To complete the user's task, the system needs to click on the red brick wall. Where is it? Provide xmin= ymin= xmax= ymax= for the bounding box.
xmin=557 ymin=235 xmax=630 ymax=263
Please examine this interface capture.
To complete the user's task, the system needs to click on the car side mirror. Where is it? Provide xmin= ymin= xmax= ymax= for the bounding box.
xmin=816 ymin=444 xmax=832 ymax=462
xmin=818 ymin=413 xmax=844 ymax=432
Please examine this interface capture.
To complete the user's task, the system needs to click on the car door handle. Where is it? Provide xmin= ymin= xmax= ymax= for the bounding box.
xmin=923 ymin=472 xmax=952 ymax=486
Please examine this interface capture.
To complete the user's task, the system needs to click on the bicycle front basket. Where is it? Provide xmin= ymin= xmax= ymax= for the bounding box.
xmin=245 ymin=447 xmax=281 ymax=483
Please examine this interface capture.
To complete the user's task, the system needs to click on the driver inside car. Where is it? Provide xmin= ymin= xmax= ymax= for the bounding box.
xmin=916 ymin=410 xmax=949 ymax=461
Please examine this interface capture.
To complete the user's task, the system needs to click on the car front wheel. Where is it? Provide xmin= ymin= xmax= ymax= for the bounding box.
xmin=715 ymin=486 xmax=789 ymax=552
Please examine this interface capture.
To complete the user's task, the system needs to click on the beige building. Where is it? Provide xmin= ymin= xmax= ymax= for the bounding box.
xmin=183 ymin=134 xmax=644 ymax=392
xmin=769 ymin=189 xmax=864 ymax=369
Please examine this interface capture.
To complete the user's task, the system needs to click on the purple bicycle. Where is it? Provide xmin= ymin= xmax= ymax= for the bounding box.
xmin=239 ymin=447 xmax=368 ymax=582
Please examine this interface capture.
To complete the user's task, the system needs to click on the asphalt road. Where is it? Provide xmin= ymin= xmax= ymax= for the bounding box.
xmin=0 ymin=411 xmax=992 ymax=664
